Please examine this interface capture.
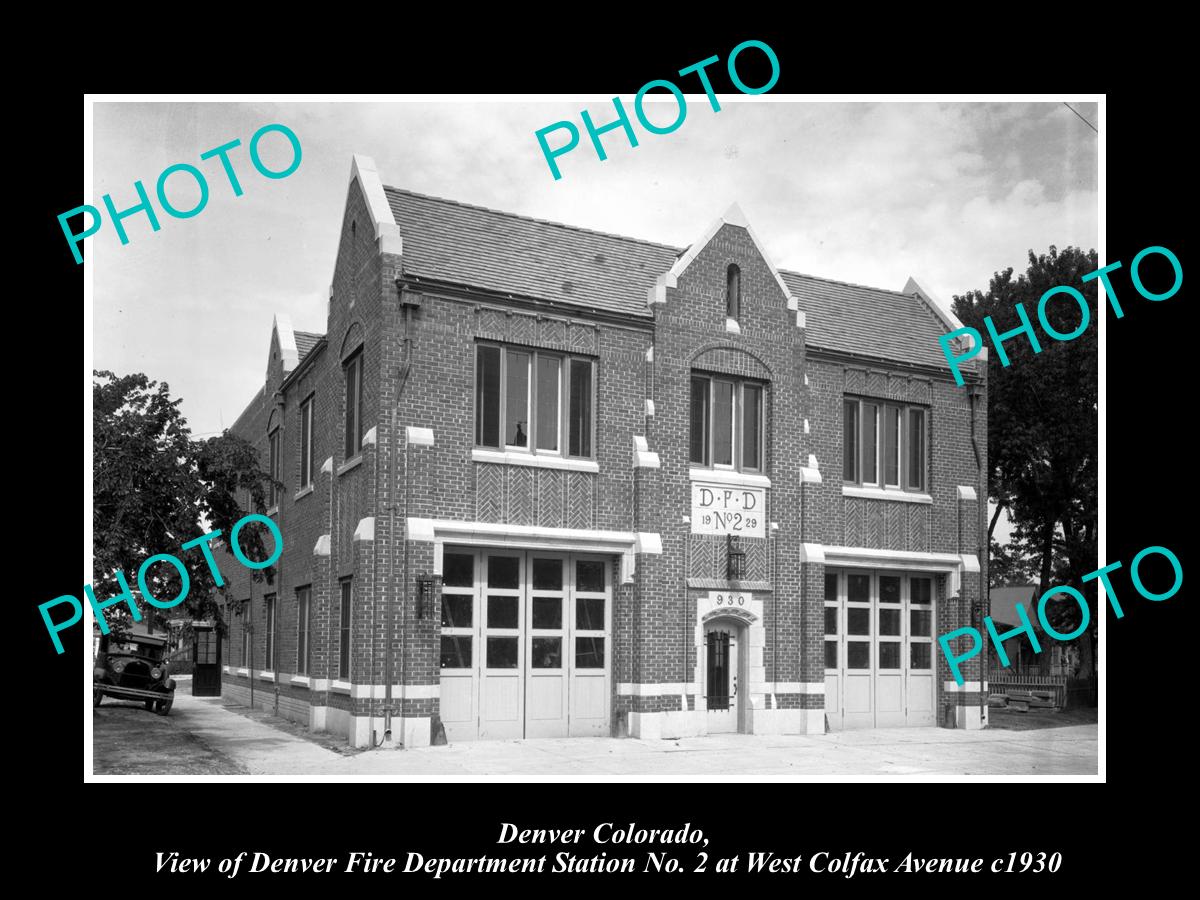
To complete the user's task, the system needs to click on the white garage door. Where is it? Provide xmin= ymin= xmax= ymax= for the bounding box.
xmin=439 ymin=549 xmax=612 ymax=742
xmin=823 ymin=569 xmax=935 ymax=730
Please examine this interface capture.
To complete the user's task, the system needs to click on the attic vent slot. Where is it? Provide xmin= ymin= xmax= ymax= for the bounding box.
xmin=726 ymin=264 xmax=741 ymax=320
xmin=562 ymin=280 xmax=574 ymax=294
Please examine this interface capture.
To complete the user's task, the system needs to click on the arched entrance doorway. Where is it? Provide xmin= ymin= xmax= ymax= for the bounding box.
xmin=703 ymin=617 xmax=747 ymax=733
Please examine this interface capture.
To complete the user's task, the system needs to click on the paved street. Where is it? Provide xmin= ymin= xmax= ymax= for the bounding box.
xmin=93 ymin=691 xmax=1098 ymax=778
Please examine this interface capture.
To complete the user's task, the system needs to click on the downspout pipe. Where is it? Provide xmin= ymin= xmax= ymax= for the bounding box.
xmin=968 ymin=386 xmax=985 ymax=722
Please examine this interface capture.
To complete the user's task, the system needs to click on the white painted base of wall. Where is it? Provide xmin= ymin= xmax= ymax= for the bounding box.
xmin=629 ymin=707 xmax=827 ymax=738
xmin=954 ymin=705 xmax=987 ymax=730
xmin=401 ymin=716 xmax=432 ymax=748
xmin=327 ymin=706 xmax=350 ymax=742
xmin=748 ymin=708 xmax=825 ymax=735
xmin=629 ymin=710 xmax=707 ymax=739
xmin=310 ymin=705 xmax=327 ymax=732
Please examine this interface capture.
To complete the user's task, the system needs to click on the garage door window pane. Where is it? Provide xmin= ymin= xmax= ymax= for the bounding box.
xmin=824 ymin=641 xmax=838 ymax=668
xmin=879 ymin=642 xmax=901 ymax=669
xmin=441 ymin=595 xmax=472 ymax=628
xmin=532 ymin=597 xmax=562 ymax=629
xmin=824 ymin=607 xmax=838 ymax=635
xmin=487 ymin=637 xmax=519 ymax=668
xmin=440 ymin=636 xmax=471 ymax=669
xmin=911 ymin=577 xmax=932 ymax=604
xmin=487 ymin=556 xmax=519 ymax=589
xmin=879 ymin=608 xmax=900 ymax=635
xmin=847 ymin=607 xmax=870 ymax=635
xmin=576 ymin=560 xmax=605 ymax=593
xmin=576 ymin=637 xmax=605 ymax=668
xmin=880 ymin=575 xmax=901 ymax=604
xmin=911 ymin=609 xmax=932 ymax=636
xmin=577 ymin=597 xmax=605 ymax=631
xmin=532 ymin=558 xmax=562 ymax=591
xmin=443 ymin=553 xmax=474 ymax=587
xmin=848 ymin=574 xmax=870 ymax=603
xmin=488 ymin=596 xmax=519 ymax=629
xmin=847 ymin=641 xmax=870 ymax=669
xmin=911 ymin=643 xmax=932 ymax=669
xmin=531 ymin=637 xmax=562 ymax=669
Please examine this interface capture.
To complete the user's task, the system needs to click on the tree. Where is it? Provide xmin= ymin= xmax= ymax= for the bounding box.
xmin=92 ymin=371 xmax=278 ymax=637
xmin=953 ymin=247 xmax=1098 ymax=679
xmin=988 ymin=537 xmax=1033 ymax=589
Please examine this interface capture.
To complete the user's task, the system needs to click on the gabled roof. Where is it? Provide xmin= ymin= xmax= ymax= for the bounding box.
xmin=386 ymin=187 xmax=677 ymax=318
xmin=382 ymin=185 xmax=963 ymax=371
xmin=989 ymin=584 xmax=1039 ymax=628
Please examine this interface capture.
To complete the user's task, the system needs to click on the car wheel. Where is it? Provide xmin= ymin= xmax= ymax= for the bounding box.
xmin=93 ymin=689 xmax=103 ymax=707
xmin=156 ymin=699 xmax=173 ymax=716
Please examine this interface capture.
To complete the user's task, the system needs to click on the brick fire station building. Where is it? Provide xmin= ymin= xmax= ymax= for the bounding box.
xmin=217 ymin=155 xmax=989 ymax=748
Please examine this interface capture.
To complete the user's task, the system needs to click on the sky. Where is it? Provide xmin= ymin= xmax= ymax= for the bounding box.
xmin=91 ymin=98 xmax=1098 ymax=450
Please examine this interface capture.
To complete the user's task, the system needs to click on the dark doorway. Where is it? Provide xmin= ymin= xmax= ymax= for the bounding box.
xmin=192 ymin=627 xmax=222 ymax=697
xmin=706 ymin=630 xmax=731 ymax=711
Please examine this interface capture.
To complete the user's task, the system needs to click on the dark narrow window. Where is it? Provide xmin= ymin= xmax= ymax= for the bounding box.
xmin=296 ymin=586 xmax=311 ymax=676
xmin=689 ymin=376 xmax=710 ymax=465
xmin=344 ymin=351 xmax=363 ymax=458
xmin=884 ymin=405 xmax=901 ymax=487
xmin=299 ymin=397 xmax=314 ymax=489
xmin=535 ymin=355 xmax=560 ymax=451
xmin=568 ymin=359 xmax=592 ymax=457
xmin=908 ymin=408 xmax=926 ymax=491
xmin=741 ymin=383 xmax=762 ymax=471
xmin=713 ymin=380 xmax=735 ymax=466
xmin=505 ymin=350 xmax=530 ymax=447
xmin=843 ymin=399 xmax=859 ymax=482
xmin=726 ymin=264 xmax=741 ymax=320
xmin=475 ymin=345 xmax=501 ymax=448
xmin=267 ymin=428 xmax=280 ymax=507
xmin=339 ymin=579 xmax=352 ymax=680
xmin=264 ymin=594 xmax=276 ymax=671
xmin=240 ymin=600 xmax=250 ymax=666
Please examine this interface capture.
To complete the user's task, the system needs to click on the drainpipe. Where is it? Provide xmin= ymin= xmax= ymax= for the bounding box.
xmin=969 ymin=387 xmax=985 ymax=723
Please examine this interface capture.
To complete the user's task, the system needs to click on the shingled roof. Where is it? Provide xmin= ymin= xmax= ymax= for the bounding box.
xmin=384 ymin=187 xmax=961 ymax=372
xmin=295 ymin=330 xmax=324 ymax=362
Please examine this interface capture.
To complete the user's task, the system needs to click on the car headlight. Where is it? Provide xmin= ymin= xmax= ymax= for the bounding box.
xmin=151 ymin=667 xmax=162 ymax=680
xmin=93 ymin=666 xmax=105 ymax=679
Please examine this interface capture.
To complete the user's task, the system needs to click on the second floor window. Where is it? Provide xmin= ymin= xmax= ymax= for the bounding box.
xmin=475 ymin=343 xmax=594 ymax=458
xmin=299 ymin=396 xmax=314 ymax=489
xmin=267 ymin=428 xmax=280 ymax=508
xmin=690 ymin=374 xmax=764 ymax=472
xmin=843 ymin=397 xmax=927 ymax=492
xmin=344 ymin=351 xmax=363 ymax=459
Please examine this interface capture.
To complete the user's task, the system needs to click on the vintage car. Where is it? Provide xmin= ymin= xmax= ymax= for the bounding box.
xmin=93 ymin=632 xmax=175 ymax=715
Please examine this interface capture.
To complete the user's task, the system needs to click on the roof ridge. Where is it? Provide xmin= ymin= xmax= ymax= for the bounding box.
xmin=387 ymin=184 xmax=941 ymax=303
xmin=780 ymin=268 xmax=917 ymax=300
xmin=384 ymin=185 xmax=686 ymax=254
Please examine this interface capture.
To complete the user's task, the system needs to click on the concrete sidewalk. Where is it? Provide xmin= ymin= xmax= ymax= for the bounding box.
xmin=153 ymin=693 xmax=1097 ymax=778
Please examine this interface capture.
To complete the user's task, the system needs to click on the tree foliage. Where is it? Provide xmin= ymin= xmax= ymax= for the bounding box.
xmin=92 ymin=371 xmax=278 ymax=635
xmin=952 ymin=247 xmax=1098 ymax=677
